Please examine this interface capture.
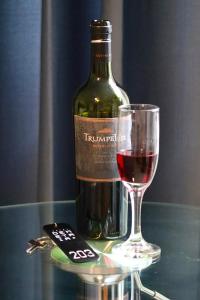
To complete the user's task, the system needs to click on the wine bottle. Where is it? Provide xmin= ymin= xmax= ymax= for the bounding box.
xmin=74 ymin=20 xmax=129 ymax=240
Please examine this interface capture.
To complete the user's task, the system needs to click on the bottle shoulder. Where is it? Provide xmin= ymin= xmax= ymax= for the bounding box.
xmin=75 ymin=77 xmax=126 ymax=96
xmin=116 ymin=84 xmax=129 ymax=105
xmin=74 ymin=78 xmax=129 ymax=117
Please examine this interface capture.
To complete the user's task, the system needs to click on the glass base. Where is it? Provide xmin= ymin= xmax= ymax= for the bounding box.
xmin=112 ymin=239 xmax=161 ymax=264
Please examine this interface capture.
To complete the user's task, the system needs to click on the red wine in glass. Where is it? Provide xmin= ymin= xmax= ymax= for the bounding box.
xmin=117 ymin=150 xmax=158 ymax=185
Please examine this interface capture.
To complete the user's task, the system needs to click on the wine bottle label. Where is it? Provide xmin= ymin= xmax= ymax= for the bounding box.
xmin=74 ymin=115 xmax=123 ymax=182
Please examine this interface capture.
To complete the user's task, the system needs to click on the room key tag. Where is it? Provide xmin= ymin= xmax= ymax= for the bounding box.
xmin=43 ymin=223 xmax=99 ymax=263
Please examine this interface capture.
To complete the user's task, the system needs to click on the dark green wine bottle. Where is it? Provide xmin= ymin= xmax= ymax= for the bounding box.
xmin=74 ymin=20 xmax=129 ymax=240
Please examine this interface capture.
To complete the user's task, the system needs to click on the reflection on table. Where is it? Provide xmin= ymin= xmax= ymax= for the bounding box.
xmin=78 ymin=272 xmax=169 ymax=300
xmin=44 ymin=239 xmax=169 ymax=299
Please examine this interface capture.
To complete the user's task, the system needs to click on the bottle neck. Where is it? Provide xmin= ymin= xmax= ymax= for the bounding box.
xmin=90 ymin=41 xmax=113 ymax=79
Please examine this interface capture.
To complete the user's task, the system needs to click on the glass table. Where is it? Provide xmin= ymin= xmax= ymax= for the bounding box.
xmin=0 ymin=200 xmax=200 ymax=299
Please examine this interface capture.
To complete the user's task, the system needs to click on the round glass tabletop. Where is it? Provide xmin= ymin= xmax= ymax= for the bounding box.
xmin=0 ymin=200 xmax=200 ymax=299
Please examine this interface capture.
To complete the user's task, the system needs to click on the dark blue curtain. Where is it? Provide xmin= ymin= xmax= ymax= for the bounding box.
xmin=1 ymin=0 xmax=200 ymax=205
xmin=0 ymin=0 xmax=102 ymax=205
xmin=0 ymin=0 xmax=41 ymax=205
xmin=123 ymin=0 xmax=200 ymax=205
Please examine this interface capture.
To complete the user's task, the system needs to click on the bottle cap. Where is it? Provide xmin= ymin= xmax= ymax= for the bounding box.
xmin=90 ymin=20 xmax=112 ymax=42
xmin=90 ymin=20 xmax=112 ymax=34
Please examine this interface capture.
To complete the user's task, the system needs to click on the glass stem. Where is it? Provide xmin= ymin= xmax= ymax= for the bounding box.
xmin=129 ymin=189 xmax=144 ymax=242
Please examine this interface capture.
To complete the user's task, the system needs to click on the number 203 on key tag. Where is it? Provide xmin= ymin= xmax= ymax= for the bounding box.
xmin=43 ymin=223 xmax=99 ymax=263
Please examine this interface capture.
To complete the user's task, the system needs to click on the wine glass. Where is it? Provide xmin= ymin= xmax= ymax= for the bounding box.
xmin=112 ymin=104 xmax=161 ymax=263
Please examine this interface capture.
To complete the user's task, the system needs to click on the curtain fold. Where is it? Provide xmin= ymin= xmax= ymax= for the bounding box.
xmin=102 ymin=0 xmax=124 ymax=84
xmin=37 ymin=0 xmax=54 ymax=202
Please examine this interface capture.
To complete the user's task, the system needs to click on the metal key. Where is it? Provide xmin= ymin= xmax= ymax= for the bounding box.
xmin=26 ymin=236 xmax=54 ymax=254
